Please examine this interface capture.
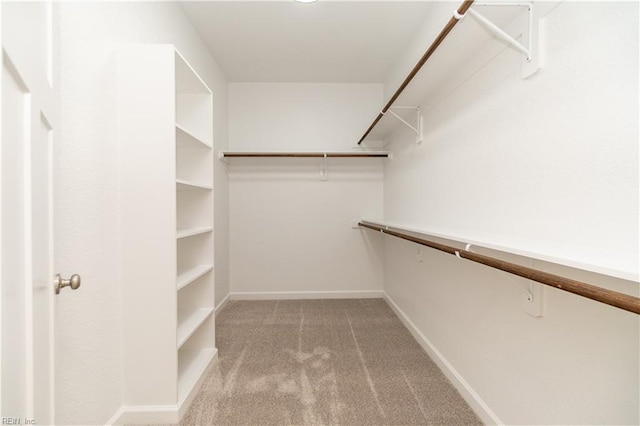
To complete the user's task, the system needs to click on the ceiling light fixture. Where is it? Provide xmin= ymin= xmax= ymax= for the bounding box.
xmin=295 ymin=0 xmax=318 ymax=3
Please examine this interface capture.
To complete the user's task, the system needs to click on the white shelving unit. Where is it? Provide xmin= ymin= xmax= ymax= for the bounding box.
xmin=118 ymin=44 xmax=216 ymax=423
xmin=174 ymin=46 xmax=215 ymax=418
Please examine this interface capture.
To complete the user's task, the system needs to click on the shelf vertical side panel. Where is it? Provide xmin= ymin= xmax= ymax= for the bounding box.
xmin=118 ymin=44 xmax=178 ymax=406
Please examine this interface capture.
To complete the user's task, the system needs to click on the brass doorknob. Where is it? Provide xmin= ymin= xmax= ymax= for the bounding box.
xmin=55 ymin=274 xmax=81 ymax=294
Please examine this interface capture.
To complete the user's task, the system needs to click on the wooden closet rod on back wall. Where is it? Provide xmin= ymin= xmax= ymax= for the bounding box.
xmin=359 ymin=221 xmax=640 ymax=315
xmin=220 ymin=152 xmax=389 ymax=158
xmin=358 ymin=0 xmax=475 ymax=145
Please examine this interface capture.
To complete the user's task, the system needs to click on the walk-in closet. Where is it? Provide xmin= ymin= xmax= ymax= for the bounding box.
xmin=1 ymin=1 xmax=638 ymax=425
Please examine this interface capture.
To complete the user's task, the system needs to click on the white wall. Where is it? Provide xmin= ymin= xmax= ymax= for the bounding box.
xmin=229 ymin=83 xmax=382 ymax=152
xmin=56 ymin=2 xmax=228 ymax=424
xmin=382 ymin=1 xmax=639 ymax=424
xmin=228 ymin=83 xmax=385 ymax=297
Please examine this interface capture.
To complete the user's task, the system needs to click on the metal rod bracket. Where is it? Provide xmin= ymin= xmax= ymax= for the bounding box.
xmin=320 ymin=153 xmax=328 ymax=181
xmin=385 ymin=106 xmax=424 ymax=144
xmin=469 ymin=2 xmax=541 ymax=78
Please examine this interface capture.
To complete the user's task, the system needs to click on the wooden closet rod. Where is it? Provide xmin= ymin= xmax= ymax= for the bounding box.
xmin=357 ymin=0 xmax=475 ymax=145
xmin=359 ymin=221 xmax=640 ymax=315
xmin=221 ymin=152 xmax=389 ymax=158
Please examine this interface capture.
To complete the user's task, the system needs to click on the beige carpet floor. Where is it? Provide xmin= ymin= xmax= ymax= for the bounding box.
xmin=181 ymin=299 xmax=481 ymax=425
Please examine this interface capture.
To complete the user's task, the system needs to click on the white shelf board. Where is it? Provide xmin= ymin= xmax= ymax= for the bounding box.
xmin=176 ymin=179 xmax=213 ymax=191
xmin=176 ymin=227 xmax=213 ymax=239
xmin=177 ymin=265 xmax=214 ymax=291
xmin=362 ymin=219 xmax=639 ymax=283
xmin=177 ymin=347 xmax=216 ymax=407
xmin=176 ymin=123 xmax=212 ymax=150
xmin=177 ymin=308 xmax=214 ymax=349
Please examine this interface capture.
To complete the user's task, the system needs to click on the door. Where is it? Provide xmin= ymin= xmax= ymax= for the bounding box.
xmin=1 ymin=1 xmax=58 ymax=424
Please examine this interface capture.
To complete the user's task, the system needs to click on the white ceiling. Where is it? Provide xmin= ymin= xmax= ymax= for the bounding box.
xmin=180 ymin=1 xmax=434 ymax=83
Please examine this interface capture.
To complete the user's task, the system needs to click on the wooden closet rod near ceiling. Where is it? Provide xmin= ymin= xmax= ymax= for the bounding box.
xmin=221 ymin=152 xmax=389 ymax=158
xmin=359 ymin=221 xmax=640 ymax=315
xmin=357 ymin=0 xmax=475 ymax=145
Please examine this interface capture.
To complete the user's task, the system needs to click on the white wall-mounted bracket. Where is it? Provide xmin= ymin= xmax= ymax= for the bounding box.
xmin=319 ymin=153 xmax=328 ymax=181
xmin=467 ymin=2 xmax=541 ymax=78
xmin=382 ymin=106 xmax=423 ymax=144
xmin=522 ymin=280 xmax=544 ymax=317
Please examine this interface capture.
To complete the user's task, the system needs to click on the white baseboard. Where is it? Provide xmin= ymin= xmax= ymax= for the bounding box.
xmin=105 ymin=404 xmax=179 ymax=425
xmin=229 ymin=290 xmax=384 ymax=300
xmin=383 ymin=293 xmax=503 ymax=426
xmin=215 ymin=292 xmax=231 ymax=316
xmin=105 ymin=406 xmax=126 ymax=426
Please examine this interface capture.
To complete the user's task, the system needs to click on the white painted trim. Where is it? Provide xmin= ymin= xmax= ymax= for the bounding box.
xmin=106 ymin=351 xmax=217 ymax=425
xmin=215 ymin=293 xmax=230 ymax=316
xmin=383 ymin=293 xmax=503 ymax=426
xmin=229 ymin=290 xmax=384 ymax=300
xmin=104 ymin=404 xmax=179 ymax=425
xmin=105 ymin=406 xmax=126 ymax=425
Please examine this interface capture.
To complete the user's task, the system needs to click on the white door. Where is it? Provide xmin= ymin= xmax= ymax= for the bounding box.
xmin=1 ymin=1 xmax=64 ymax=424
